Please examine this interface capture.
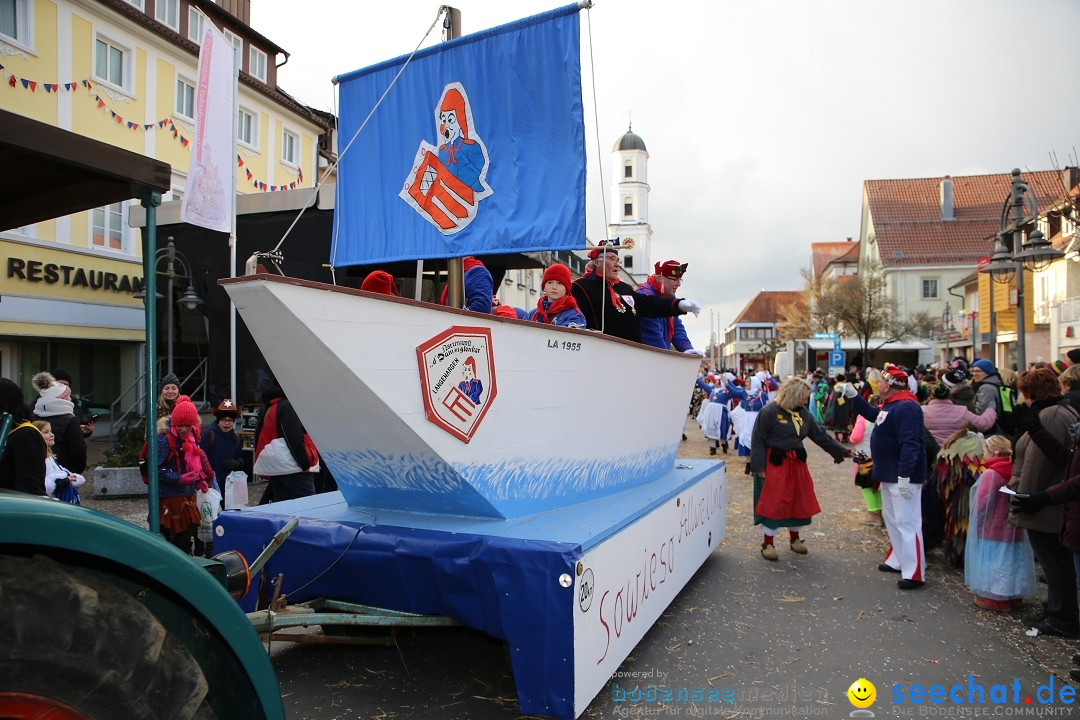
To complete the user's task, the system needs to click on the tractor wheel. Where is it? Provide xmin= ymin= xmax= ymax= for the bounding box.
xmin=0 ymin=555 xmax=215 ymax=720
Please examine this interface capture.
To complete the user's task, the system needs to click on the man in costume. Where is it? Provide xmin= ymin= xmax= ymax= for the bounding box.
xmin=847 ymin=364 xmax=927 ymax=589
xmin=571 ymin=241 xmax=700 ymax=344
xmin=638 ymin=260 xmax=702 ymax=354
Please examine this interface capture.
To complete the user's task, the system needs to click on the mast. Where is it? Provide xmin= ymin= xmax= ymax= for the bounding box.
xmin=442 ymin=6 xmax=465 ymax=308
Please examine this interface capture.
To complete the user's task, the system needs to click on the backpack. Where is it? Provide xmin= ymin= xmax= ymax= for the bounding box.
xmin=138 ymin=432 xmax=178 ymax=484
xmin=995 ymin=384 xmax=1019 ymax=439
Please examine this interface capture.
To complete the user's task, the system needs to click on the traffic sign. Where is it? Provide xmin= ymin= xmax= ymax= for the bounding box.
xmin=833 ymin=338 xmax=842 ymax=352
xmin=812 ymin=332 xmax=837 ymax=339
xmin=829 ymin=351 xmax=846 ymax=369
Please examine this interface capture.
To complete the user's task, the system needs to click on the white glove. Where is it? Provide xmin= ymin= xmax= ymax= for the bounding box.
xmin=896 ymin=476 xmax=913 ymax=500
xmin=842 ymin=383 xmax=858 ymax=399
xmin=683 ymin=348 xmax=705 ymax=357
xmin=678 ymin=299 xmax=701 ymax=317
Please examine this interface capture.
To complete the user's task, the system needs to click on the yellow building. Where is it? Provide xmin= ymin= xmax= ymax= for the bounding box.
xmin=0 ymin=0 xmax=327 ymax=406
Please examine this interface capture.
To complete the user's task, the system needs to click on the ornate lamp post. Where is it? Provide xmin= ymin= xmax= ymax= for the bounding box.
xmin=979 ymin=169 xmax=1063 ymax=370
xmin=134 ymin=238 xmax=204 ymax=375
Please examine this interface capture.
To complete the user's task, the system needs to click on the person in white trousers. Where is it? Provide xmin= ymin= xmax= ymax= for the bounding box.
xmin=845 ymin=365 xmax=928 ymax=589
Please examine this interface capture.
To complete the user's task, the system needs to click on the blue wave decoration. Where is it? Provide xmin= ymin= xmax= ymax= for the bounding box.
xmin=324 ymin=444 xmax=678 ymax=512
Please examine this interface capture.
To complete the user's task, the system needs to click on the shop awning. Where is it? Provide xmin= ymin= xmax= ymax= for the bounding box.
xmin=0 ymin=108 xmax=171 ymax=231
xmin=803 ymin=338 xmax=931 ymax=351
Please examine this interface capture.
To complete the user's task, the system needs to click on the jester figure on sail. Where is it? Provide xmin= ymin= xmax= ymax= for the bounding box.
xmin=403 ymin=82 xmax=493 ymax=233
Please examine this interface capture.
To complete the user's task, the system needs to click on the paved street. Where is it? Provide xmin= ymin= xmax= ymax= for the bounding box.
xmin=253 ymin=418 xmax=1080 ymax=719
xmin=80 ymin=419 xmax=1080 ymax=719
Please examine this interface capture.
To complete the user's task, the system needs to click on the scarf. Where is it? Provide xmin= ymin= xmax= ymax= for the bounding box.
xmin=177 ymin=429 xmax=203 ymax=475
xmin=33 ymin=396 xmax=75 ymax=418
xmin=532 ymin=295 xmax=580 ymax=324
xmin=882 ymin=390 xmax=918 ymax=406
xmin=581 ymin=265 xmax=627 ymax=312
xmin=439 ymin=256 xmax=486 ymax=306
xmin=644 ymin=276 xmax=675 ymax=340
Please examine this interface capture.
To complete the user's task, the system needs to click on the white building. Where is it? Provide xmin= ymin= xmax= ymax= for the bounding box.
xmin=606 ymin=126 xmax=652 ymax=285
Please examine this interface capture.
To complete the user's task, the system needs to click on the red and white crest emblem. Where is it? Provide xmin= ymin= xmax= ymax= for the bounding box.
xmin=416 ymin=326 xmax=497 ymax=443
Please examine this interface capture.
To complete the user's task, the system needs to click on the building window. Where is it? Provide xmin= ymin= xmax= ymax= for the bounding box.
xmin=175 ymin=77 xmax=195 ymax=119
xmin=125 ymin=0 xmax=144 ymax=9
xmin=223 ymin=27 xmax=242 ymax=55
xmin=155 ymin=0 xmax=179 ymax=31
xmin=94 ymin=37 xmax=130 ymax=90
xmin=624 ymin=161 xmax=632 ymax=179
xmin=237 ymin=107 xmax=257 ymax=147
xmin=187 ymin=6 xmax=204 ymax=42
xmin=249 ymin=45 xmax=267 ymax=83
xmin=526 ymin=271 xmax=536 ymax=294
xmin=92 ymin=203 xmax=124 ymax=250
xmin=623 ymin=197 xmax=632 ymax=219
xmin=623 ymin=256 xmax=633 ymax=269
xmin=281 ymin=129 xmax=298 ymax=166
xmin=1 ymin=0 xmax=29 ymax=45
xmin=921 ymin=277 xmax=939 ymax=300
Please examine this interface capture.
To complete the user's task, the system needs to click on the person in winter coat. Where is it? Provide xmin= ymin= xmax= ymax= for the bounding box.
xmin=1004 ymin=368 xmax=1080 ymax=637
xmin=0 ymin=378 xmax=46 ymax=496
xmin=570 ymin=241 xmax=700 ymax=344
xmin=1058 ymin=364 xmax=1080 ymax=416
xmin=30 ymin=371 xmax=86 ymax=474
xmin=200 ymin=398 xmax=245 ymax=496
xmin=965 ymin=435 xmax=1035 ymax=611
xmin=750 ymin=378 xmax=850 ymax=561
xmin=254 ymin=382 xmax=320 ymax=504
xmin=439 ymin=256 xmax=493 ymax=313
xmin=33 ymin=420 xmax=86 ymax=504
xmin=637 ymin=260 xmax=700 ymax=353
xmin=922 ymin=383 xmax=996 ymax=446
xmin=526 ymin=263 xmax=586 ymax=328
xmin=157 ymin=396 xmax=213 ymax=554
xmin=970 ymin=358 xmax=1007 ymax=436
xmin=848 ymin=364 xmax=927 ymax=589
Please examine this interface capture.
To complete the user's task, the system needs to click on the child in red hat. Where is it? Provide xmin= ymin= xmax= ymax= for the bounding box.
xmin=526 ymin=263 xmax=586 ymax=328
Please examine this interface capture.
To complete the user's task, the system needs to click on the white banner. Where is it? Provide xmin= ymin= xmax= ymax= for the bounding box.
xmin=180 ymin=19 xmax=236 ymax=233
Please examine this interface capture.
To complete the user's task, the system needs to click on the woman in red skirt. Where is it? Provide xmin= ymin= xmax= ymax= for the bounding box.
xmin=751 ymin=378 xmax=851 ymax=561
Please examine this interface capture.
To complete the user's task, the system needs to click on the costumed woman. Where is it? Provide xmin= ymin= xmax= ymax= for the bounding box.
xmin=750 ymin=378 xmax=851 ymax=561
xmin=697 ymin=372 xmax=736 ymax=455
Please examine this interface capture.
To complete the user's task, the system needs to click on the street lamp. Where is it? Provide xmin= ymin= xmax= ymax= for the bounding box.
xmin=979 ymin=169 xmax=1064 ymax=370
xmin=134 ymin=238 xmax=204 ymax=374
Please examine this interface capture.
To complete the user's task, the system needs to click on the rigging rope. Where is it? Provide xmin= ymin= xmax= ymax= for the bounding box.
xmin=268 ymin=7 xmax=446 ymax=264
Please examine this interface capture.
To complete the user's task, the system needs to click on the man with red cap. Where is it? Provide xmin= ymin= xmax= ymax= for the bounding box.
xmin=527 ymin=262 xmax=586 ymax=328
xmin=638 ymin=260 xmax=701 ymax=354
xmin=846 ymin=364 xmax=927 ymax=589
xmin=570 ymin=240 xmax=701 ymax=344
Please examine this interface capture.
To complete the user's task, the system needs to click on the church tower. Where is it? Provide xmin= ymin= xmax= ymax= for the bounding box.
xmin=608 ymin=125 xmax=652 ymax=285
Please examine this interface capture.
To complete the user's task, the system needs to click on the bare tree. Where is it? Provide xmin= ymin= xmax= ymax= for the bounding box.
xmin=780 ymin=262 xmax=931 ymax=365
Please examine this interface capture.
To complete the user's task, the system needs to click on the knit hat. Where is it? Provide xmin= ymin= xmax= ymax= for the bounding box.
xmin=360 ymin=270 xmax=399 ymax=296
xmin=970 ymin=358 xmax=996 ymax=375
xmin=941 ymin=369 xmax=967 ymax=388
xmin=930 ymin=383 xmax=951 ymax=400
xmin=654 ymin=260 xmax=688 ymax=278
xmin=214 ymin=398 xmax=241 ymax=419
xmin=31 ymin=372 xmax=67 ymax=401
xmin=1069 ymin=349 xmax=1080 ymax=365
xmin=492 ymin=304 xmax=519 ymax=319
xmin=160 ymin=372 xmax=181 ymax=393
xmin=541 ymin=263 xmax=572 ymax=290
xmin=587 ymin=238 xmax=620 ymax=260
xmin=881 ymin=365 xmax=909 ymax=389
xmin=171 ymin=395 xmax=199 ymax=427
xmin=51 ymin=369 xmax=73 ymax=385
xmin=1049 ymin=359 xmax=1070 ymax=377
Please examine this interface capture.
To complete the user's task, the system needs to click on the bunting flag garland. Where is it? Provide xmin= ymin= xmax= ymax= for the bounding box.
xmin=3 ymin=63 xmax=306 ymax=192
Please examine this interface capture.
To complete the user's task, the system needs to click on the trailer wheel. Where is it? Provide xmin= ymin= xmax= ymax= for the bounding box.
xmin=0 ymin=555 xmax=215 ymax=720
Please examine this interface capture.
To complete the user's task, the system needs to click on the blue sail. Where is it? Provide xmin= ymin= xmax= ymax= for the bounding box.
xmin=331 ymin=4 xmax=585 ymax=267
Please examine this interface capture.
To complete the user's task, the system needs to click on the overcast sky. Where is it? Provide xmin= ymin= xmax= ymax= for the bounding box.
xmin=251 ymin=0 xmax=1080 ymax=350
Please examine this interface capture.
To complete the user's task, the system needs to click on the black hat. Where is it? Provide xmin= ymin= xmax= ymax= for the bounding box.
xmin=159 ymin=372 xmax=181 ymax=392
xmin=52 ymin=369 xmax=73 ymax=384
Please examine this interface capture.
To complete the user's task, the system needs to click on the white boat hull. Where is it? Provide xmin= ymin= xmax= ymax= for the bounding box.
xmin=224 ymin=275 xmax=699 ymax=518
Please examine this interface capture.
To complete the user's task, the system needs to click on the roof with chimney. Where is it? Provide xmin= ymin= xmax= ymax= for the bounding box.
xmin=864 ymin=170 xmax=1073 ymax=268
xmin=731 ymin=290 xmax=804 ymax=325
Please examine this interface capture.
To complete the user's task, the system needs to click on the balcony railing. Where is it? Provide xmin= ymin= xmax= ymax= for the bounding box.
xmin=1060 ymin=297 xmax=1080 ymax=324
